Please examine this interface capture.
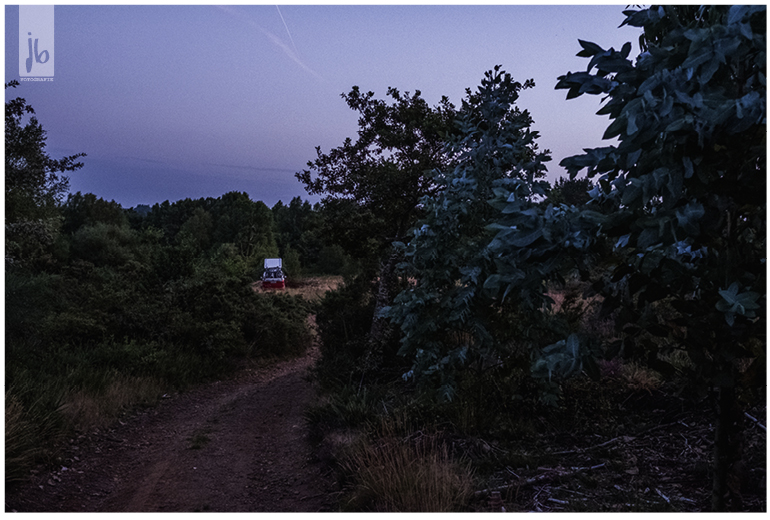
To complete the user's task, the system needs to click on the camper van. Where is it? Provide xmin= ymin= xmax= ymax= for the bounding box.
xmin=261 ymin=258 xmax=286 ymax=289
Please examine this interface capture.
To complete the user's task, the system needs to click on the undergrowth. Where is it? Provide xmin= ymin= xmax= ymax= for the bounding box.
xmin=6 ymin=257 xmax=314 ymax=485
xmin=305 ymin=276 xmax=767 ymax=512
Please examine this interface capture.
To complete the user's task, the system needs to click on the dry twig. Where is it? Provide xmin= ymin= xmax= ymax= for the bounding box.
xmin=744 ymin=412 xmax=766 ymax=432
xmin=550 ymin=436 xmax=632 ymax=456
xmin=474 ymin=463 xmax=607 ymax=497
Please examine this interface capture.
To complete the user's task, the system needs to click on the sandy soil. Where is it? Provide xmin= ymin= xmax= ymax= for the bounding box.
xmin=5 ymin=340 xmax=338 ymax=512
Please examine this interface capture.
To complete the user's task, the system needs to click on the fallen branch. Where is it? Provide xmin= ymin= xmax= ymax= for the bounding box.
xmin=745 ymin=412 xmax=766 ymax=432
xmin=474 ymin=463 xmax=606 ymax=497
xmin=299 ymin=492 xmax=328 ymax=501
xmin=548 ymin=421 xmax=692 ymax=457
xmin=550 ymin=436 xmax=634 ymax=456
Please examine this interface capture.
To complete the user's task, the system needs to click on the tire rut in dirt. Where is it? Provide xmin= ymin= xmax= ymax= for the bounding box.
xmin=6 ymin=348 xmax=337 ymax=512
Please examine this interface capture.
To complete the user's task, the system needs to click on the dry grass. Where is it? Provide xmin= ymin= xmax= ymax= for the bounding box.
xmin=253 ymin=275 xmax=343 ymax=301
xmin=5 ymin=392 xmax=45 ymax=483
xmin=341 ymin=421 xmax=474 ymax=512
xmin=545 ymin=283 xmax=616 ymax=340
xmin=622 ymin=362 xmax=663 ymax=394
xmin=59 ymin=375 xmax=164 ymax=431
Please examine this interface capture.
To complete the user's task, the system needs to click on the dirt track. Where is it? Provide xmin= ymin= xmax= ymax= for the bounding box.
xmin=5 ymin=342 xmax=338 ymax=512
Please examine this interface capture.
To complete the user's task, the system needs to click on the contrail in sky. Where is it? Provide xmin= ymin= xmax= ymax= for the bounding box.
xmin=215 ymin=5 xmax=324 ymax=81
xmin=275 ymin=6 xmax=299 ymax=57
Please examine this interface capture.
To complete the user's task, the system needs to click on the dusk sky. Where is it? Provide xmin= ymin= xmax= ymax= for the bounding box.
xmin=5 ymin=4 xmax=643 ymax=209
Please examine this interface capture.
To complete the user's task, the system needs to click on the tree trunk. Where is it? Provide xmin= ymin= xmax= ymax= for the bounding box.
xmin=711 ymin=384 xmax=744 ymax=511
xmin=363 ymin=247 xmax=400 ymax=371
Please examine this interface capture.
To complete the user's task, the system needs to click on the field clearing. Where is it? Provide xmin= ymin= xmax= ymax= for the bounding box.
xmin=252 ymin=275 xmax=343 ymax=301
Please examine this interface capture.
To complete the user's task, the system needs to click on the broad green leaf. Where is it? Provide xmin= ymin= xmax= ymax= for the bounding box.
xmin=509 ymin=227 xmax=543 ymax=248
xmin=728 ymin=5 xmax=750 ymax=25
xmin=577 ymin=39 xmax=605 ymax=57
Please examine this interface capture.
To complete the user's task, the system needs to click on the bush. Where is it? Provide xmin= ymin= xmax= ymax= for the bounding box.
xmin=250 ymin=293 xmax=313 ymax=357
xmin=314 ymin=274 xmax=376 ymax=389
xmin=70 ymin=222 xmax=141 ymax=267
xmin=282 ymin=245 xmax=302 ymax=279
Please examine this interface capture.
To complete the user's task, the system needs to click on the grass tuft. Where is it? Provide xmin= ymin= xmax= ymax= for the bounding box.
xmin=5 ymin=389 xmax=64 ymax=484
xmin=340 ymin=420 xmax=474 ymax=512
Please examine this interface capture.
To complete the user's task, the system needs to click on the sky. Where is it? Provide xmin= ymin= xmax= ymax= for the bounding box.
xmin=4 ymin=3 xmax=644 ymax=210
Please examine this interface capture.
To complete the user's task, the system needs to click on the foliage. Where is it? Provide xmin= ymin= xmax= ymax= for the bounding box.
xmin=297 ymin=86 xmax=458 ymax=256
xmin=315 ymin=244 xmax=351 ymax=275
xmin=140 ymin=192 xmax=277 ymax=262
xmin=5 ymin=82 xmax=86 ymax=271
xmin=555 ymin=3 xmax=765 ymax=401
xmin=5 ymin=81 xmax=86 ymax=225
xmin=271 ymin=196 xmax=324 ymax=269
xmin=281 ymin=245 xmax=303 ymax=279
xmin=387 ymin=66 xmax=604 ymax=400
xmin=313 ymin=274 xmax=378 ymax=390
xmin=547 ymin=176 xmax=593 ymax=206
xmin=62 ymin=192 xmax=127 ymax=234
xmin=6 ymin=165 xmax=310 ymax=483
xmin=555 ymin=5 xmax=765 ymax=510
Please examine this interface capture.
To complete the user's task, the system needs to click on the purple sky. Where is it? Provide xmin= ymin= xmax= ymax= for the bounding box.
xmin=5 ymin=4 xmax=642 ymax=209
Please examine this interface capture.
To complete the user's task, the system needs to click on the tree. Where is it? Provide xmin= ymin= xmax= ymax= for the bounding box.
xmin=387 ymin=66 xmax=555 ymax=399
xmin=209 ymin=191 xmax=276 ymax=261
xmin=5 ymin=81 xmax=85 ymax=224
xmin=297 ymin=87 xmax=457 ymax=252
xmin=547 ymin=176 xmax=593 ymax=206
xmin=5 ymin=81 xmax=86 ymax=267
xmin=272 ymin=197 xmax=324 ymax=268
xmin=177 ymin=206 xmax=213 ymax=254
xmin=297 ymin=85 xmax=459 ymax=354
xmin=555 ymin=5 xmax=765 ymax=510
xmin=62 ymin=192 xmax=128 ymax=235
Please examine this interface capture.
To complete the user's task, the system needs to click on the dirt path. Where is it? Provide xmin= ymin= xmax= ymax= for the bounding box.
xmin=6 ymin=341 xmax=338 ymax=512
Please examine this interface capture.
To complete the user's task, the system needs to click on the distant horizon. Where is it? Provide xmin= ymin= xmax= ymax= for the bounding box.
xmin=62 ymin=155 xmax=320 ymax=210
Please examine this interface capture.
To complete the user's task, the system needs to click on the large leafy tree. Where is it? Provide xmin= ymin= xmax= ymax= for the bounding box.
xmin=271 ymin=196 xmax=323 ymax=268
xmin=388 ymin=66 xmax=554 ymax=399
xmin=555 ymin=5 xmax=765 ymax=511
xmin=297 ymin=86 xmax=457 ymax=253
xmin=547 ymin=176 xmax=593 ymax=206
xmin=297 ymin=85 xmax=459 ymax=351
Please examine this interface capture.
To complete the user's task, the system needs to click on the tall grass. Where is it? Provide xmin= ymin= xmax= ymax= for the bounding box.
xmin=58 ymin=374 xmax=165 ymax=431
xmin=341 ymin=420 xmax=474 ymax=512
xmin=5 ymin=367 xmax=165 ymax=484
xmin=5 ymin=389 xmax=64 ymax=484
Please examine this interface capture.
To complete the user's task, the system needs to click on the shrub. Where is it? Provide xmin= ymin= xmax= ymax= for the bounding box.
xmin=5 ymin=391 xmax=58 ymax=484
xmin=313 ymin=274 xmax=376 ymax=389
xmin=250 ymin=292 xmax=313 ymax=357
xmin=341 ymin=421 xmax=474 ymax=512
xmin=281 ymin=245 xmax=302 ymax=279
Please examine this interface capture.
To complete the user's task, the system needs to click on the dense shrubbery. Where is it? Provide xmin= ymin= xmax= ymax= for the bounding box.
xmin=5 ymin=127 xmax=315 ymax=484
xmin=313 ymin=274 xmax=378 ymax=389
